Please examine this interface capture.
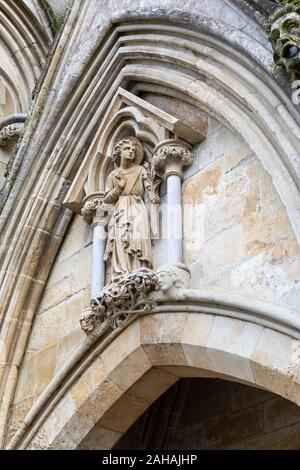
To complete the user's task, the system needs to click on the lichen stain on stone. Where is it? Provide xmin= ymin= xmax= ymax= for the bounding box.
xmin=183 ymin=166 xmax=222 ymax=204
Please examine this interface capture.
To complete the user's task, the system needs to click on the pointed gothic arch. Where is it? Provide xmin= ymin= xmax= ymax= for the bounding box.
xmin=1 ymin=4 xmax=300 ymax=450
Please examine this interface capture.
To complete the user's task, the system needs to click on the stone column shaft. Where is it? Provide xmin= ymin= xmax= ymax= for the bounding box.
xmin=167 ymin=174 xmax=183 ymax=264
xmin=91 ymin=222 xmax=107 ymax=298
xmin=153 ymin=139 xmax=192 ymax=265
xmin=81 ymin=194 xmax=107 ymax=298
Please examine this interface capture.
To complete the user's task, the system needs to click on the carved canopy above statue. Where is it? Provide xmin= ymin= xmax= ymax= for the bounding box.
xmin=64 ymin=87 xmax=206 ymax=213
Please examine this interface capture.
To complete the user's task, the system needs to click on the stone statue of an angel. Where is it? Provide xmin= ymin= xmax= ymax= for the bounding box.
xmin=103 ymin=136 xmax=160 ymax=276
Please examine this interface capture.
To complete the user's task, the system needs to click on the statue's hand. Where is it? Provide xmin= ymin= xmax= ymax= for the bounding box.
xmin=115 ymin=171 xmax=126 ymax=190
xmin=151 ymin=193 xmax=160 ymax=204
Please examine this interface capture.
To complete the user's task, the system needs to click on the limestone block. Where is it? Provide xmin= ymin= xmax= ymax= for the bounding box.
xmin=207 ymin=115 xmax=222 ymax=136
xmin=47 ymin=254 xmax=79 ymax=288
xmin=266 ymin=236 xmax=300 ymax=265
xmin=230 ymin=253 xmax=293 ymax=301
xmin=200 ymin=273 xmax=230 ymax=293
xmin=181 ymin=314 xmax=215 ymax=370
xmin=107 ymin=346 xmax=152 ymax=393
xmin=202 ymin=224 xmax=244 ymax=278
xmin=223 ymin=143 xmax=252 ymax=173
xmin=205 ymin=317 xmax=264 ymax=383
xmin=71 ymin=245 xmax=92 ymax=293
xmin=183 ymin=162 xmax=221 ymax=205
xmin=183 ymin=203 xmax=204 ymax=265
xmin=197 ymin=125 xmax=243 ymax=172
xmin=52 ymin=411 xmax=95 ymax=448
xmin=48 ymin=434 xmax=78 ymax=450
xmin=6 ymin=397 xmax=34 ymax=445
xmin=100 ymin=321 xmax=141 ymax=375
xmin=56 ymin=329 xmax=85 ymax=374
xmin=78 ymin=424 xmax=122 ymax=450
xmin=244 ymin=203 xmax=292 ymax=256
xmin=83 ymin=286 xmax=91 ymax=309
xmin=188 ymin=261 xmax=203 ymax=288
xmin=36 ymin=393 xmax=78 ymax=446
xmin=140 ymin=93 xmax=208 ymax=141
xmin=38 ymin=277 xmax=72 ymax=314
xmin=99 ymin=392 xmax=150 ymax=433
xmin=64 ymin=292 xmax=84 ymax=332
xmin=257 ymin=170 xmax=281 ymax=207
xmin=159 ymin=365 xmax=219 ymax=378
xmin=251 ymin=328 xmax=300 ymax=404
xmin=142 ymin=342 xmax=188 ymax=367
xmin=58 ymin=214 xmax=87 ymax=261
xmin=79 ymin=377 xmax=123 ymax=425
xmin=140 ymin=314 xmax=189 ymax=366
xmin=128 ymin=367 xmax=178 ymax=403
xmin=14 ymin=354 xmax=37 ymax=403
xmin=283 ymin=257 xmax=300 ymax=282
xmin=140 ymin=313 xmax=187 ymax=345
xmin=34 ymin=342 xmax=58 ymax=397
xmin=27 ymin=428 xmax=51 ymax=450
xmin=26 ymin=303 xmax=65 ymax=352
xmin=28 ymin=288 xmax=83 ymax=354
xmin=71 ymin=357 xmax=106 ymax=409
xmin=182 ymin=313 xmax=215 ymax=348
xmin=281 ymin=289 xmax=300 ymax=310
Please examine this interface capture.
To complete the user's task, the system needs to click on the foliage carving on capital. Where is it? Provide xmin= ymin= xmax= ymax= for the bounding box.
xmin=81 ymin=198 xmax=99 ymax=225
xmin=153 ymin=141 xmax=193 ymax=178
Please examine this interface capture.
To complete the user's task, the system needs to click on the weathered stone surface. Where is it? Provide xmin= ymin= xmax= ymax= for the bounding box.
xmin=78 ymin=424 xmax=122 ymax=450
xmin=2 ymin=0 xmax=300 ymax=452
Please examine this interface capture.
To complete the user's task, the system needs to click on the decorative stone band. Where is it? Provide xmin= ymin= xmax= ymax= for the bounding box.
xmin=0 ymin=123 xmax=23 ymax=146
xmin=152 ymin=139 xmax=193 ymax=179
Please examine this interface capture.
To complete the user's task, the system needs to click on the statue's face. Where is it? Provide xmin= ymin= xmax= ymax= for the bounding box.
xmin=269 ymin=11 xmax=300 ymax=77
xmin=156 ymin=270 xmax=173 ymax=291
xmin=120 ymin=141 xmax=136 ymax=165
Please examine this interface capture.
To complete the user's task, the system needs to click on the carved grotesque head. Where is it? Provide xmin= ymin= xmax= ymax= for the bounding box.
xmin=156 ymin=265 xmax=184 ymax=291
xmin=113 ymin=136 xmax=144 ymax=166
xmin=268 ymin=4 xmax=300 ymax=79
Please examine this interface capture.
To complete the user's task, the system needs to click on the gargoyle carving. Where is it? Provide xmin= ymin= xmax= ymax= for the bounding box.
xmin=268 ymin=3 xmax=300 ymax=80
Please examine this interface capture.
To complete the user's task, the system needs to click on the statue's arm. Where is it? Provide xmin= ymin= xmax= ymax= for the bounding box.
xmin=103 ymin=173 xmax=122 ymax=205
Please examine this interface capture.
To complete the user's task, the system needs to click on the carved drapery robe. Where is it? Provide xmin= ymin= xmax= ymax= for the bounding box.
xmin=104 ymin=165 xmax=153 ymax=276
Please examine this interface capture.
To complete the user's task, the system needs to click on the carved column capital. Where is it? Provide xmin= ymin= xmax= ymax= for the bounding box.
xmin=0 ymin=123 xmax=23 ymax=147
xmin=153 ymin=139 xmax=193 ymax=179
xmin=81 ymin=192 xmax=106 ymax=226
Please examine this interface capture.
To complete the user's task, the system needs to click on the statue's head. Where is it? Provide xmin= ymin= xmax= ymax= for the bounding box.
xmin=113 ymin=136 xmax=144 ymax=166
xmin=268 ymin=4 xmax=300 ymax=79
xmin=156 ymin=265 xmax=184 ymax=291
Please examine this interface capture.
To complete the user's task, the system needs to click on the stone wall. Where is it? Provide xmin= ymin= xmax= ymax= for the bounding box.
xmin=9 ymin=109 xmax=300 ymax=444
xmin=115 ymin=377 xmax=300 ymax=450
xmin=182 ymin=122 xmax=300 ymax=309
xmin=8 ymin=214 xmax=90 ymax=443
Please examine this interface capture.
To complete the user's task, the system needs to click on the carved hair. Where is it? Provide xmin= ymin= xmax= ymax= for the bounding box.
xmin=112 ymin=136 xmax=144 ymax=165
xmin=157 ymin=266 xmax=184 ymax=288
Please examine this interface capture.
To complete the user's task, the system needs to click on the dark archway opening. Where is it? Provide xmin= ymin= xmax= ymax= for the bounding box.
xmin=114 ymin=378 xmax=300 ymax=450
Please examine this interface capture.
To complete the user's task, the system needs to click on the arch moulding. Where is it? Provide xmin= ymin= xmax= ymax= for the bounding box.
xmin=10 ymin=313 xmax=300 ymax=450
xmin=1 ymin=5 xmax=300 ymax=451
